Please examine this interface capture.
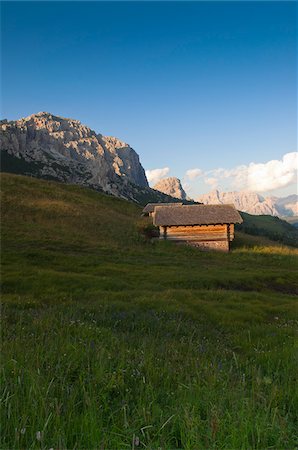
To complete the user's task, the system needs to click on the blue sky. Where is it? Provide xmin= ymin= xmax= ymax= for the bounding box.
xmin=1 ymin=1 xmax=297 ymax=197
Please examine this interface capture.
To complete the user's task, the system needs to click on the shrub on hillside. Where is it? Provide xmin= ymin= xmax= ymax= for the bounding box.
xmin=136 ymin=218 xmax=160 ymax=239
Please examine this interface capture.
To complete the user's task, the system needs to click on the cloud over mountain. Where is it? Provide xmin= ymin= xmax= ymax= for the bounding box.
xmin=185 ymin=152 xmax=297 ymax=195
xmin=146 ymin=167 xmax=170 ymax=185
xmin=185 ymin=168 xmax=203 ymax=180
xmin=219 ymin=152 xmax=297 ymax=192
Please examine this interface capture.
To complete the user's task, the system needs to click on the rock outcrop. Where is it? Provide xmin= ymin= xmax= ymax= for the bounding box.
xmin=197 ymin=189 xmax=298 ymax=217
xmin=0 ymin=112 xmax=148 ymax=200
xmin=153 ymin=177 xmax=188 ymax=200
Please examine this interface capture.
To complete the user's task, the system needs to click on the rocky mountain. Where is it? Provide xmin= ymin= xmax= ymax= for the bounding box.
xmin=153 ymin=177 xmax=188 ymax=200
xmin=197 ymin=189 xmax=297 ymax=217
xmin=273 ymin=195 xmax=298 ymax=216
xmin=0 ymin=112 xmax=151 ymax=202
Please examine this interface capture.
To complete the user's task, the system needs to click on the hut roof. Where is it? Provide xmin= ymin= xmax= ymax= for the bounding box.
xmin=153 ymin=204 xmax=243 ymax=226
xmin=142 ymin=202 xmax=183 ymax=214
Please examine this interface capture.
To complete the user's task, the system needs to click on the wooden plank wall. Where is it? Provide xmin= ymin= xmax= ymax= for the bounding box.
xmin=160 ymin=224 xmax=235 ymax=242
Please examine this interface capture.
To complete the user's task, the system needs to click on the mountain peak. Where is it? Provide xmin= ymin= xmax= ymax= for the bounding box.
xmin=26 ymin=111 xmax=61 ymax=120
xmin=104 ymin=136 xmax=130 ymax=149
xmin=0 ymin=111 xmax=149 ymax=197
xmin=153 ymin=177 xmax=188 ymax=200
xmin=197 ymin=189 xmax=297 ymax=217
xmin=33 ymin=111 xmax=52 ymax=117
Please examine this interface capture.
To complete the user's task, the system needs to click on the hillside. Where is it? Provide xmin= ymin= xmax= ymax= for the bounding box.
xmin=1 ymin=174 xmax=298 ymax=449
xmin=1 ymin=151 xmax=183 ymax=207
xmin=237 ymin=211 xmax=298 ymax=247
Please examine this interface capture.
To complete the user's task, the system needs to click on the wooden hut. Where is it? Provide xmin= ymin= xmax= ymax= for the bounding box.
xmin=153 ymin=204 xmax=243 ymax=252
xmin=142 ymin=202 xmax=183 ymax=217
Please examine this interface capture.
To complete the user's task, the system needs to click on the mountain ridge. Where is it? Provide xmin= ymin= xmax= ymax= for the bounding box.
xmin=0 ymin=112 xmax=152 ymax=202
xmin=197 ymin=189 xmax=297 ymax=217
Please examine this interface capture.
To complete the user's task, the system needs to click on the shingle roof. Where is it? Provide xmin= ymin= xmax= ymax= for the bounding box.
xmin=153 ymin=204 xmax=243 ymax=226
xmin=142 ymin=202 xmax=183 ymax=214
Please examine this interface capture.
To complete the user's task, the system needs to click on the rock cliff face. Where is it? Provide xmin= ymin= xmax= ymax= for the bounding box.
xmin=197 ymin=190 xmax=298 ymax=217
xmin=153 ymin=177 xmax=188 ymax=200
xmin=0 ymin=112 xmax=148 ymax=199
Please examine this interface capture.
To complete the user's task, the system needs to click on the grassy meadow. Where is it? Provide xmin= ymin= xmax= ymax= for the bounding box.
xmin=1 ymin=173 xmax=298 ymax=449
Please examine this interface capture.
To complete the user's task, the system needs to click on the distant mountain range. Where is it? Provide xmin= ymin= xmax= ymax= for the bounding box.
xmin=1 ymin=112 xmax=296 ymax=216
xmin=151 ymin=178 xmax=297 ymax=219
xmin=197 ymin=189 xmax=297 ymax=218
xmin=0 ymin=112 xmax=178 ymax=205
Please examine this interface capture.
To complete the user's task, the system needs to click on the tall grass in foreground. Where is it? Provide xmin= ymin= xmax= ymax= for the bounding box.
xmin=1 ymin=174 xmax=298 ymax=449
xmin=2 ymin=293 xmax=297 ymax=449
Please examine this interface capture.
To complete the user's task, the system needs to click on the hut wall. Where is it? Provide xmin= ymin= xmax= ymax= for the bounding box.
xmin=165 ymin=224 xmax=230 ymax=241
xmin=229 ymin=224 xmax=235 ymax=240
xmin=159 ymin=224 xmax=232 ymax=252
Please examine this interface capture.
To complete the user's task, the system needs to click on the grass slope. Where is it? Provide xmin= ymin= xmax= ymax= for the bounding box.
xmin=237 ymin=211 xmax=298 ymax=247
xmin=1 ymin=174 xmax=298 ymax=449
xmin=0 ymin=152 xmax=190 ymax=206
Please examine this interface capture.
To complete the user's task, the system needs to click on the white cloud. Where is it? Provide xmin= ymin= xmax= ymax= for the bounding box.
xmin=245 ymin=152 xmax=297 ymax=192
xmin=220 ymin=152 xmax=298 ymax=192
xmin=204 ymin=177 xmax=218 ymax=189
xmin=145 ymin=167 xmax=170 ymax=185
xmin=185 ymin=168 xmax=203 ymax=180
xmin=187 ymin=152 xmax=298 ymax=194
xmin=147 ymin=153 xmax=297 ymax=197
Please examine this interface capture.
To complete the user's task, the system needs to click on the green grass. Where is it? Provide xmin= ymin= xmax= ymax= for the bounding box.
xmin=1 ymin=174 xmax=298 ymax=449
xmin=237 ymin=212 xmax=298 ymax=247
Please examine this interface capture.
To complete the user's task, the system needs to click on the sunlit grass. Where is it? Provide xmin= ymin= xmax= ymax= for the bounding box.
xmin=1 ymin=174 xmax=298 ymax=449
